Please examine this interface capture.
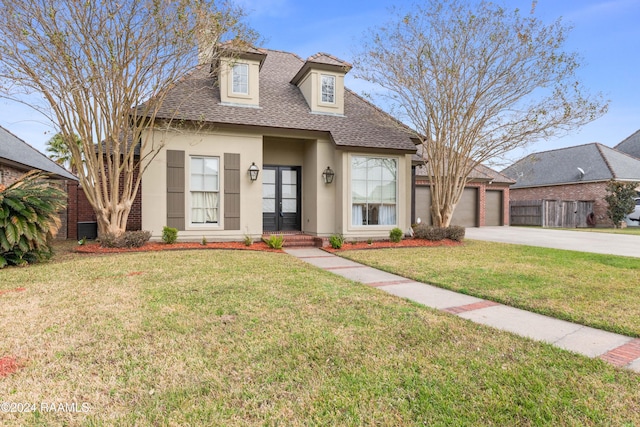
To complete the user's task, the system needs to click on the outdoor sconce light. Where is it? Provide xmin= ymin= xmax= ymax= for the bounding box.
xmin=248 ymin=162 xmax=260 ymax=181
xmin=322 ymin=166 xmax=335 ymax=184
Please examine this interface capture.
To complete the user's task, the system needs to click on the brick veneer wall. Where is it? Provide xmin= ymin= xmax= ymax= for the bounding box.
xmin=67 ymin=167 xmax=142 ymax=239
xmin=0 ymin=164 xmax=26 ymax=186
xmin=510 ymin=181 xmax=612 ymax=227
xmin=415 ymin=179 xmax=510 ymax=226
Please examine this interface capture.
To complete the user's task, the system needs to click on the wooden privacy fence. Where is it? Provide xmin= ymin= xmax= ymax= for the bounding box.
xmin=510 ymin=200 xmax=594 ymax=228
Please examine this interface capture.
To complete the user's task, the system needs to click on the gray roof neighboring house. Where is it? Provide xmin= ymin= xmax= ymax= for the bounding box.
xmin=614 ymin=129 xmax=640 ymax=159
xmin=412 ymin=144 xmax=514 ymax=184
xmin=151 ymin=48 xmax=416 ymax=153
xmin=0 ymin=126 xmax=77 ymax=181
xmin=502 ymin=143 xmax=640 ymax=188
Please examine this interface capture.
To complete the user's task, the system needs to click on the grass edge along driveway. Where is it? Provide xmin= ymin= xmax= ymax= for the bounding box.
xmin=0 ymin=249 xmax=639 ymax=425
xmin=340 ymin=240 xmax=640 ymax=338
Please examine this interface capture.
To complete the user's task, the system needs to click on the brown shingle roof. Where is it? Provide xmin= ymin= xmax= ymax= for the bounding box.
xmin=152 ymin=49 xmax=415 ymax=152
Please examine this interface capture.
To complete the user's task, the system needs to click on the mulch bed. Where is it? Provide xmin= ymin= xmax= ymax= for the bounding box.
xmin=75 ymin=241 xmax=282 ymax=254
xmin=323 ymin=238 xmax=462 ymax=252
xmin=75 ymin=238 xmax=463 ymax=254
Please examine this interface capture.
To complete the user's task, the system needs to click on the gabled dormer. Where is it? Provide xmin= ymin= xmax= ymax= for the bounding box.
xmin=217 ymin=44 xmax=266 ymax=108
xmin=290 ymin=53 xmax=352 ymax=116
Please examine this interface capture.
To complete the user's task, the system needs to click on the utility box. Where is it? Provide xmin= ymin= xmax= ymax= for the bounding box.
xmin=77 ymin=221 xmax=98 ymax=240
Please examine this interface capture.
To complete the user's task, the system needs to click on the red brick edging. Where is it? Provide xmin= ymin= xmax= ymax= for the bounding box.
xmin=599 ymin=339 xmax=640 ymax=367
xmin=443 ymin=300 xmax=500 ymax=314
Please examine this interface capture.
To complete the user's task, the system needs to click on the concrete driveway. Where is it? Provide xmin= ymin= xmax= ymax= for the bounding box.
xmin=465 ymin=227 xmax=640 ymax=258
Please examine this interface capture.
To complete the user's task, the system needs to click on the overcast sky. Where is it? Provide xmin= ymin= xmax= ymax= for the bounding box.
xmin=1 ymin=0 xmax=638 ymax=165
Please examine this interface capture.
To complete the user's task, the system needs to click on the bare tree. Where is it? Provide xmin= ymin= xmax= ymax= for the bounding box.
xmin=0 ymin=0 xmax=256 ymax=236
xmin=353 ymin=0 xmax=608 ymax=227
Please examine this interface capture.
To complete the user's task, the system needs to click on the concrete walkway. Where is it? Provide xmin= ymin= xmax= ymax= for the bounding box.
xmin=285 ymin=247 xmax=640 ymax=373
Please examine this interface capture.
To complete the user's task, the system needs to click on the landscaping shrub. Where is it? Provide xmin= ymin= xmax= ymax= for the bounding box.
xmin=414 ymin=224 xmax=447 ymax=241
xmin=329 ymin=234 xmax=344 ymax=249
xmin=0 ymin=171 xmax=66 ymax=268
xmin=243 ymin=234 xmax=253 ymax=247
xmin=264 ymin=234 xmax=284 ymax=249
xmin=98 ymin=230 xmax=151 ymax=248
xmin=122 ymin=230 xmax=152 ymax=248
xmin=446 ymin=225 xmax=465 ymax=242
xmin=162 ymin=226 xmax=178 ymax=244
xmin=389 ymin=227 xmax=403 ymax=243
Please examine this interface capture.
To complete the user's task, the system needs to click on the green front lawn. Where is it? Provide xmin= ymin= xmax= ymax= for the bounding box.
xmin=568 ymin=227 xmax=640 ymax=235
xmin=341 ymin=240 xmax=640 ymax=337
xmin=0 ymin=249 xmax=639 ymax=425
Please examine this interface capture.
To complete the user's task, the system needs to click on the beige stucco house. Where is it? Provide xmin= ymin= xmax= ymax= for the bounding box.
xmin=140 ymin=47 xmax=417 ymax=242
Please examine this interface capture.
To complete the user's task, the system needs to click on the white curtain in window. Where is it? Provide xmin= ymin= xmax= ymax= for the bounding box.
xmin=192 ymin=192 xmax=219 ymax=223
xmin=379 ymin=205 xmax=396 ymax=225
xmin=352 ymin=204 xmax=363 ymax=226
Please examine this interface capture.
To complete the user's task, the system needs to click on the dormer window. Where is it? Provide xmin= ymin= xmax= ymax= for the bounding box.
xmin=232 ymin=63 xmax=249 ymax=95
xmin=321 ymin=74 xmax=335 ymax=104
xmin=291 ymin=53 xmax=351 ymax=115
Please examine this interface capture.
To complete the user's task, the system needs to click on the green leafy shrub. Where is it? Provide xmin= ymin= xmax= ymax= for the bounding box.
xmin=389 ymin=227 xmax=403 ymax=243
xmin=414 ymin=224 xmax=447 ymax=241
xmin=604 ymin=180 xmax=638 ymax=226
xmin=162 ymin=226 xmax=178 ymax=244
xmin=329 ymin=234 xmax=344 ymax=249
xmin=201 ymin=236 xmax=207 ymax=246
xmin=446 ymin=225 xmax=465 ymax=242
xmin=98 ymin=230 xmax=151 ymax=248
xmin=263 ymin=234 xmax=284 ymax=249
xmin=0 ymin=171 xmax=66 ymax=268
xmin=243 ymin=234 xmax=253 ymax=247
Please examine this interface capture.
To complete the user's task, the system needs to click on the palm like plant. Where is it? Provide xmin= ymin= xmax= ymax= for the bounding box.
xmin=0 ymin=171 xmax=67 ymax=268
xmin=45 ymin=133 xmax=82 ymax=171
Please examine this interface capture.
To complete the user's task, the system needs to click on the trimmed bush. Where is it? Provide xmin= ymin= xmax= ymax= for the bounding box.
xmin=98 ymin=230 xmax=151 ymax=248
xmin=389 ymin=227 xmax=403 ymax=243
xmin=162 ymin=226 xmax=178 ymax=244
xmin=329 ymin=234 xmax=344 ymax=249
xmin=446 ymin=225 xmax=465 ymax=242
xmin=0 ymin=171 xmax=66 ymax=268
xmin=414 ymin=224 xmax=447 ymax=241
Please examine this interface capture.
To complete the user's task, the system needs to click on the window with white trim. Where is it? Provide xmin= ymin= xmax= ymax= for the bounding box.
xmin=190 ymin=156 xmax=219 ymax=224
xmin=232 ymin=63 xmax=249 ymax=95
xmin=351 ymin=156 xmax=397 ymax=226
xmin=321 ymin=74 xmax=335 ymax=104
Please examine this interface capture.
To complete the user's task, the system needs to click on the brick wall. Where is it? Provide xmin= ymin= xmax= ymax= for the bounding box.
xmin=510 ymin=181 xmax=612 ymax=227
xmin=67 ymin=166 xmax=142 ymax=239
xmin=0 ymin=164 xmax=26 ymax=186
xmin=415 ymin=179 xmax=510 ymax=226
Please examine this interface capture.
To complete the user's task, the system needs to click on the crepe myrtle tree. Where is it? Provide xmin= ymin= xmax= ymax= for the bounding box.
xmin=0 ymin=0 xmax=257 ymax=237
xmin=353 ymin=0 xmax=607 ymax=227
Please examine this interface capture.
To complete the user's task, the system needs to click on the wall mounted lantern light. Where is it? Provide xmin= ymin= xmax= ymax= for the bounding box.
xmin=248 ymin=162 xmax=260 ymax=181
xmin=322 ymin=166 xmax=335 ymax=184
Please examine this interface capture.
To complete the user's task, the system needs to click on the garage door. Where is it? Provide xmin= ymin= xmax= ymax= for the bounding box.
xmin=451 ymin=188 xmax=478 ymax=227
xmin=485 ymin=190 xmax=503 ymax=226
xmin=414 ymin=186 xmax=432 ymax=225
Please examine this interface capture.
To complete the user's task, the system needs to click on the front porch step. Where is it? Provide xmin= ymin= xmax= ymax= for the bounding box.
xmin=262 ymin=233 xmax=326 ymax=248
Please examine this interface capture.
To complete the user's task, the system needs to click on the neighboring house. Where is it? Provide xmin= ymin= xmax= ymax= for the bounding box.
xmin=0 ymin=125 xmax=78 ymax=238
xmin=140 ymin=47 xmax=417 ymax=242
xmin=502 ymin=143 xmax=640 ymax=227
xmin=615 ymin=129 xmax=640 ymax=159
xmin=413 ymin=145 xmax=514 ymax=227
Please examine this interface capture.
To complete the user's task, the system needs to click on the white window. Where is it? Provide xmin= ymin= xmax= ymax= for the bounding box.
xmin=321 ymin=74 xmax=335 ymax=104
xmin=351 ymin=156 xmax=397 ymax=226
xmin=190 ymin=156 xmax=219 ymax=224
xmin=232 ymin=63 xmax=249 ymax=95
